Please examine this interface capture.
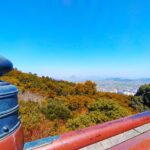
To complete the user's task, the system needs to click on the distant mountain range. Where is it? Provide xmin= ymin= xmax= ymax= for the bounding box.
xmin=65 ymin=76 xmax=150 ymax=82
xmin=103 ymin=78 xmax=150 ymax=82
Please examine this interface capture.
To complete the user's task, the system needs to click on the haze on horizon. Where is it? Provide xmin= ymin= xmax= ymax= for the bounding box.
xmin=0 ymin=0 xmax=150 ymax=80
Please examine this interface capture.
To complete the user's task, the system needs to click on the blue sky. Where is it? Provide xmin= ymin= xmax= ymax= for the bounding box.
xmin=0 ymin=0 xmax=150 ymax=79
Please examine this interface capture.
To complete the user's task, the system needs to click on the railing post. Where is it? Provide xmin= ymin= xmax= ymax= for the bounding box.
xmin=0 ymin=56 xmax=24 ymax=150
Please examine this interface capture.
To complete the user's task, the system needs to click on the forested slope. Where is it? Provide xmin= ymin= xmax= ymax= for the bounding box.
xmin=1 ymin=69 xmax=142 ymax=142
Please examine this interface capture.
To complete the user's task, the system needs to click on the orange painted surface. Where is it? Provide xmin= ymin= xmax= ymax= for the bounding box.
xmin=110 ymin=131 xmax=150 ymax=150
xmin=14 ymin=126 xmax=24 ymax=150
xmin=0 ymin=134 xmax=15 ymax=150
xmin=0 ymin=125 xmax=24 ymax=150
xmin=34 ymin=111 xmax=150 ymax=150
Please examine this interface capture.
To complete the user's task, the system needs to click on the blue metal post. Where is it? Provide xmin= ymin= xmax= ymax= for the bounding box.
xmin=0 ymin=56 xmax=21 ymax=139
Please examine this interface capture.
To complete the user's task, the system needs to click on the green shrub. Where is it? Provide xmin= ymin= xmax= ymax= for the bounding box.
xmin=130 ymin=96 xmax=149 ymax=112
xmin=88 ymin=98 xmax=131 ymax=119
xmin=42 ymin=98 xmax=71 ymax=120
xmin=88 ymin=111 xmax=109 ymax=124
xmin=66 ymin=115 xmax=92 ymax=130
xmin=66 ymin=111 xmax=109 ymax=130
xmin=19 ymin=100 xmax=41 ymax=129
xmin=130 ymin=84 xmax=150 ymax=112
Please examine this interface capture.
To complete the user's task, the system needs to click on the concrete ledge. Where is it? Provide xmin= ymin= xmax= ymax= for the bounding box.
xmin=81 ymin=123 xmax=150 ymax=150
xmin=111 ymin=130 xmax=150 ymax=150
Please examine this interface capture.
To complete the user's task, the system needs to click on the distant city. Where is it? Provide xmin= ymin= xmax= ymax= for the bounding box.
xmin=66 ymin=77 xmax=150 ymax=96
xmin=95 ymin=78 xmax=150 ymax=96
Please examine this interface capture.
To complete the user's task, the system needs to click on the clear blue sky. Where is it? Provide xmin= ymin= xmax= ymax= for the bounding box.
xmin=0 ymin=0 xmax=150 ymax=79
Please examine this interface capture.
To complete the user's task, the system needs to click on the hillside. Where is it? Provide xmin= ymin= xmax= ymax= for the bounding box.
xmin=1 ymin=69 xmax=139 ymax=142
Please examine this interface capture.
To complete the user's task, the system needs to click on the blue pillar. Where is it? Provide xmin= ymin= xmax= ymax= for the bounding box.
xmin=0 ymin=56 xmax=21 ymax=139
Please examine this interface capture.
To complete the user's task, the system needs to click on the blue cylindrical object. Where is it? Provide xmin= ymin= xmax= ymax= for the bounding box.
xmin=0 ymin=56 xmax=13 ymax=76
xmin=0 ymin=56 xmax=20 ymax=139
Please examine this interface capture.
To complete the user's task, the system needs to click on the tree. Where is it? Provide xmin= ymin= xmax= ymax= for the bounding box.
xmin=130 ymin=84 xmax=150 ymax=111
xmin=74 ymin=81 xmax=96 ymax=95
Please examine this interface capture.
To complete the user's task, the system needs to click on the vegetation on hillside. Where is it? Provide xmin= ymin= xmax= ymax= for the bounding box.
xmin=1 ymin=69 xmax=145 ymax=142
xmin=130 ymin=84 xmax=150 ymax=112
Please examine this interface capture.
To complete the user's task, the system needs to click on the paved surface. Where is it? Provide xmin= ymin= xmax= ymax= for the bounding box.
xmin=80 ymin=123 xmax=150 ymax=150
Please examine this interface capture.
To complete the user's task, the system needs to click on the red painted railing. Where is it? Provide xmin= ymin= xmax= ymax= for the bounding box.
xmin=33 ymin=111 xmax=150 ymax=150
xmin=1 ymin=111 xmax=150 ymax=150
